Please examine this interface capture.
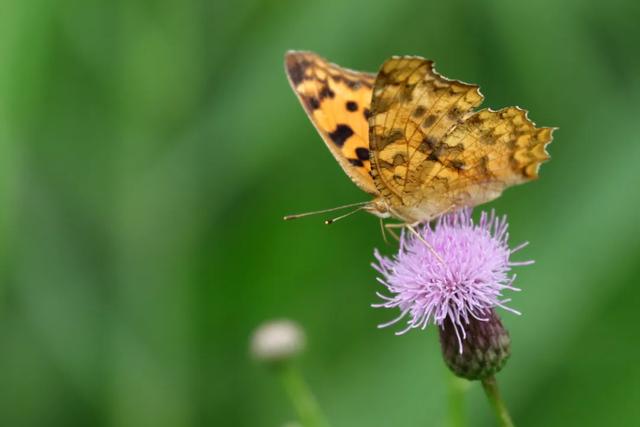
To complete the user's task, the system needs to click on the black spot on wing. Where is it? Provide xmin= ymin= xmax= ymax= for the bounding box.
xmin=447 ymin=107 xmax=462 ymax=121
xmin=450 ymin=160 xmax=465 ymax=170
xmin=304 ymin=96 xmax=320 ymax=110
xmin=328 ymin=124 xmax=354 ymax=147
xmin=363 ymin=108 xmax=371 ymax=119
xmin=424 ymin=137 xmax=437 ymax=150
xmin=346 ymin=101 xmax=358 ymax=111
xmin=480 ymin=132 xmax=497 ymax=145
xmin=375 ymin=129 xmax=404 ymax=149
xmin=417 ymin=136 xmax=437 ymax=153
xmin=319 ymin=86 xmax=335 ymax=99
xmin=398 ymin=84 xmax=414 ymax=102
xmin=286 ymin=57 xmax=310 ymax=86
xmin=422 ymin=115 xmax=437 ymax=128
xmin=346 ymin=79 xmax=361 ymax=90
xmin=348 ymin=158 xmax=364 ymax=167
xmin=355 ymin=147 xmax=370 ymax=161
xmin=427 ymin=152 xmax=439 ymax=162
xmin=412 ymin=106 xmax=426 ymax=118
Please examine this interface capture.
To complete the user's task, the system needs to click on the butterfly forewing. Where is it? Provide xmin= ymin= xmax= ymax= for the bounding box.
xmin=285 ymin=51 xmax=378 ymax=195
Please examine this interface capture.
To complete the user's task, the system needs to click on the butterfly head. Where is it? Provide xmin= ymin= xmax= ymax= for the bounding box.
xmin=364 ymin=197 xmax=392 ymax=219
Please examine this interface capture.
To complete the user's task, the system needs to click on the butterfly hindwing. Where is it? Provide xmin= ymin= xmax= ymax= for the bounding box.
xmin=285 ymin=51 xmax=378 ymax=195
xmin=368 ymin=56 xmax=553 ymax=222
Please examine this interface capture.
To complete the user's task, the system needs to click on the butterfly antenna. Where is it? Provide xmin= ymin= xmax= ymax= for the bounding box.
xmin=324 ymin=206 xmax=365 ymax=225
xmin=283 ymin=201 xmax=369 ymax=221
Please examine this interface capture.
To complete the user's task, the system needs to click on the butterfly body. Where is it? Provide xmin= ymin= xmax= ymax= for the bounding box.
xmin=285 ymin=51 xmax=553 ymax=224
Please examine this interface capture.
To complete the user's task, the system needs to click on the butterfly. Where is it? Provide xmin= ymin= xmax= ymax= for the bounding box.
xmin=284 ymin=50 xmax=553 ymax=225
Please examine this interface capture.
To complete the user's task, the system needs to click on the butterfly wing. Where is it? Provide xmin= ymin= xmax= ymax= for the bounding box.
xmin=285 ymin=51 xmax=379 ymax=195
xmin=368 ymin=56 xmax=553 ymax=222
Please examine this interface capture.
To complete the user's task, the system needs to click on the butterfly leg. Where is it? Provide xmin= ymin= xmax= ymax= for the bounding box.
xmin=404 ymin=223 xmax=446 ymax=265
xmin=384 ymin=222 xmax=405 ymax=238
xmin=381 ymin=219 xmax=400 ymax=243
xmin=379 ymin=218 xmax=388 ymax=244
xmin=384 ymin=222 xmax=406 ymax=229
xmin=384 ymin=221 xmax=434 ymax=244
xmin=385 ymin=221 xmax=446 ymax=265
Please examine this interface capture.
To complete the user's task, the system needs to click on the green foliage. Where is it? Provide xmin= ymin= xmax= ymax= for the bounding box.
xmin=0 ymin=0 xmax=639 ymax=425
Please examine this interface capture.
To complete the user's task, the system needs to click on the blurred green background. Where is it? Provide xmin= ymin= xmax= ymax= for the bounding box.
xmin=1 ymin=0 xmax=639 ymax=426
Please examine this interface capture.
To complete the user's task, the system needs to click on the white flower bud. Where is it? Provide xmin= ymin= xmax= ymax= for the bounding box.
xmin=250 ymin=319 xmax=305 ymax=363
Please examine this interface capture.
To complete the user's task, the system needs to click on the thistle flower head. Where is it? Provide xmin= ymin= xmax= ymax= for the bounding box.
xmin=373 ymin=209 xmax=532 ymax=353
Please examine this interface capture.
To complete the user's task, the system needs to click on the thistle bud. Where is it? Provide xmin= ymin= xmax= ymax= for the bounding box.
xmin=439 ymin=309 xmax=511 ymax=381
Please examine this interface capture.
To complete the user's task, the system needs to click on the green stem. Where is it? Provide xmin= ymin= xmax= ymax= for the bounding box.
xmin=447 ymin=373 xmax=468 ymax=427
xmin=277 ymin=363 xmax=330 ymax=427
xmin=481 ymin=376 xmax=514 ymax=427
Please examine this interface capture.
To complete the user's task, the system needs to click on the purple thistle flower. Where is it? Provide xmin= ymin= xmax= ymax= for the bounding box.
xmin=373 ymin=209 xmax=533 ymax=353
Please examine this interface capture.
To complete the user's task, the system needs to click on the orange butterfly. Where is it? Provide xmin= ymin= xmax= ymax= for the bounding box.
xmin=284 ymin=51 xmax=553 ymax=226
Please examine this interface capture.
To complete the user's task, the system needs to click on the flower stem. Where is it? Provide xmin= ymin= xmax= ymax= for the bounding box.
xmin=481 ymin=376 xmax=514 ymax=427
xmin=277 ymin=363 xmax=330 ymax=427
xmin=446 ymin=371 xmax=468 ymax=427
